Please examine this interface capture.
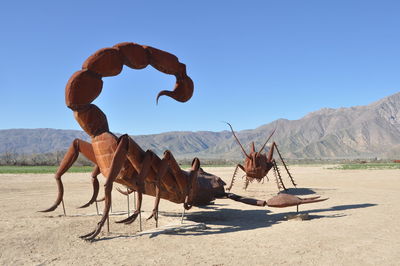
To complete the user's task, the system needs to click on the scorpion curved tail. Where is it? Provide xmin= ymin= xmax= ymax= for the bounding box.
xmin=65 ymin=42 xmax=194 ymax=114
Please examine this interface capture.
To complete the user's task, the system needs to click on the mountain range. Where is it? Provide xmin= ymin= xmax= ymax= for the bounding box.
xmin=1 ymin=92 xmax=399 ymax=160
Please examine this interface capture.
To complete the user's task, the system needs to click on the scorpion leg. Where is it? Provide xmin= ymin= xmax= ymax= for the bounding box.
xmin=116 ymin=191 xmax=142 ymax=225
xmin=79 ymin=178 xmax=113 ymax=241
xmin=81 ymin=136 xmax=129 ymax=241
xmin=183 ymin=158 xmax=200 ymax=210
xmin=116 ymin=187 xmax=135 ymax=196
xmin=145 ymin=150 xmax=198 ymax=227
xmin=115 ymin=150 xmax=156 ymax=226
xmin=115 ymin=145 xmax=155 ymax=226
xmin=146 ymin=150 xmax=173 ymax=227
xmin=115 ymin=186 xmax=135 ymax=217
xmin=117 ymin=141 xmax=160 ymax=228
xmin=78 ymin=165 xmax=100 ymax=208
xmin=40 ymin=139 xmax=97 ymax=214
xmin=134 ymin=150 xmax=156 ymax=223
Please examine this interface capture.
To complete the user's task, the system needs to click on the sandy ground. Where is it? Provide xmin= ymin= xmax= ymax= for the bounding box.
xmin=0 ymin=165 xmax=399 ymax=265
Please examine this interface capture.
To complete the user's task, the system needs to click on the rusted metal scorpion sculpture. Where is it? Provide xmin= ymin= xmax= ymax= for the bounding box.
xmin=41 ymin=42 xmax=327 ymax=241
xmin=226 ymin=123 xmax=296 ymax=191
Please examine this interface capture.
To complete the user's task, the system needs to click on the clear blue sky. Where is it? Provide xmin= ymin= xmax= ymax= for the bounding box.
xmin=0 ymin=1 xmax=399 ymax=135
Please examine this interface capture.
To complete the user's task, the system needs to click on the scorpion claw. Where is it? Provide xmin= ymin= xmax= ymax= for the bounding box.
xmin=266 ymin=193 xmax=328 ymax=208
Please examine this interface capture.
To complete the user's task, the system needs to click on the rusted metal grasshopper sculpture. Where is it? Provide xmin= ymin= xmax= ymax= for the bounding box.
xmin=224 ymin=124 xmax=327 ymax=209
xmin=226 ymin=123 xmax=297 ymax=192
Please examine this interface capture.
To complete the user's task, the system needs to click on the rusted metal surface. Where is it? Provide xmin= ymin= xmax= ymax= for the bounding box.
xmin=40 ymin=43 xmax=267 ymax=241
xmin=226 ymin=123 xmax=297 ymax=192
xmin=266 ymin=193 xmax=328 ymax=208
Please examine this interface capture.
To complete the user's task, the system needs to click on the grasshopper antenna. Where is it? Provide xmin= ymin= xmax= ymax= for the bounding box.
xmin=224 ymin=122 xmax=250 ymax=159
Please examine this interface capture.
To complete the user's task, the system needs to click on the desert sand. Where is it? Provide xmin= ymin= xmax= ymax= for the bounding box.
xmin=0 ymin=165 xmax=399 ymax=265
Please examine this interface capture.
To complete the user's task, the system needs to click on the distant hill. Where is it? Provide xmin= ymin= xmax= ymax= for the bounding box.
xmin=0 ymin=129 xmax=90 ymax=154
xmin=213 ymin=92 xmax=400 ymax=160
xmin=1 ymin=92 xmax=399 ymax=159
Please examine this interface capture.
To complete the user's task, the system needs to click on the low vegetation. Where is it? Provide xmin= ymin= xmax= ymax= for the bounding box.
xmin=329 ymin=163 xmax=400 ymax=170
xmin=0 ymin=165 xmax=93 ymax=174
xmin=1 ymin=151 xmax=399 ymax=173
xmin=0 ymin=152 xmax=94 ymax=173
xmin=0 ymin=152 xmax=235 ymax=173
